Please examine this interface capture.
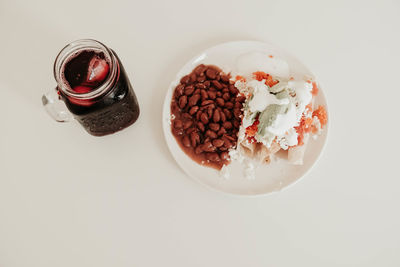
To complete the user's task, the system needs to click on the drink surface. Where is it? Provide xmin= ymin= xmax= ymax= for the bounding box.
xmin=63 ymin=50 xmax=110 ymax=94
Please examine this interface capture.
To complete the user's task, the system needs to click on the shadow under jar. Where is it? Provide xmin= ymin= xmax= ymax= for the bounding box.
xmin=43 ymin=39 xmax=140 ymax=136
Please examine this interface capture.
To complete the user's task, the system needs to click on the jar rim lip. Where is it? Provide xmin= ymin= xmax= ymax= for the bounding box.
xmin=53 ymin=39 xmax=118 ymax=100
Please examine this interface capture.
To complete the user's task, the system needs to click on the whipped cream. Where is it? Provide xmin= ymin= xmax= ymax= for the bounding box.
xmin=288 ymin=80 xmax=313 ymax=121
xmin=267 ymin=103 xmax=297 ymax=136
xmin=246 ymin=80 xmax=289 ymax=113
xmin=237 ymin=77 xmax=313 ymax=149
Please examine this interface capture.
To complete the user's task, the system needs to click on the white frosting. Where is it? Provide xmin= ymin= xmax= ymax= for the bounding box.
xmin=288 ymin=80 xmax=313 ymax=121
xmin=236 ymin=77 xmax=314 ymax=152
xmin=227 ymin=71 xmax=321 ymax=178
xmin=266 ymin=103 xmax=297 ymax=135
xmin=277 ymin=128 xmax=298 ymax=149
xmin=242 ymin=115 xmax=254 ymax=129
xmin=229 ymin=148 xmax=244 ymax=163
xmin=234 ymin=80 xmax=247 ymax=92
xmin=247 ymin=80 xmax=289 ymax=113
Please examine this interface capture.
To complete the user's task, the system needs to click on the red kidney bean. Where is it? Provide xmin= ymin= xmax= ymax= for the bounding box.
xmin=209 ymin=123 xmax=220 ymax=131
xmin=205 ymin=130 xmax=217 ymax=139
xmin=201 ymin=89 xmax=208 ymax=99
xmin=208 ymin=65 xmax=221 ymax=72
xmin=220 ymin=75 xmax=230 ymax=83
xmin=222 ymin=121 xmax=233 ymax=130
xmin=194 ymin=89 xmax=201 ymax=95
xmin=195 ymin=146 xmax=203 ymax=154
xmin=179 ymin=95 xmax=187 ymax=108
xmin=197 ymin=76 xmax=206 ymax=82
xmin=201 ymin=100 xmax=214 ymax=106
xmin=222 ymin=88 xmax=229 ymax=94
xmin=175 ymin=84 xmax=184 ymax=97
xmin=175 ymin=128 xmax=184 ymax=136
xmin=222 ymin=92 xmax=230 ymax=101
xmin=189 ymin=72 xmax=197 ymax=83
xmin=213 ymin=109 xmax=220 ymax=123
xmin=220 ymin=111 xmax=226 ymax=122
xmin=188 ymin=94 xmax=200 ymax=106
xmin=216 ymin=91 xmax=222 ymax=97
xmin=186 ymin=127 xmax=196 ymax=134
xmin=222 ymin=138 xmax=232 ymax=148
xmin=204 ymin=81 xmax=211 ymax=87
xmin=233 ymin=120 xmax=240 ymax=128
xmin=207 ymin=106 xmax=214 ymax=118
xmin=224 ymin=102 xmax=233 ymax=109
xmin=182 ymin=135 xmax=191 ymax=147
xmin=202 ymin=142 xmax=215 ymax=152
xmin=217 ymin=127 xmax=226 ymax=136
xmin=208 ymin=91 xmax=216 ymax=99
xmin=196 ymin=83 xmax=206 ymax=89
xmin=197 ymin=121 xmax=205 ymax=132
xmin=205 ymin=69 xmax=217 ymax=79
xmin=183 ymin=120 xmax=193 ymax=129
xmin=234 ymin=102 xmax=242 ymax=109
xmin=184 ymin=85 xmax=194 ymax=95
xmin=190 ymin=132 xmax=200 ymax=147
xmin=211 ymin=80 xmax=223 ymax=89
xmin=194 ymin=64 xmax=207 ymax=75
xmin=171 ymin=102 xmax=179 ymax=113
xmin=233 ymin=108 xmax=242 ymax=119
xmin=223 ymin=109 xmax=232 ymax=119
xmin=204 ymin=103 xmax=215 ymax=110
xmin=225 ymin=135 xmax=236 ymax=141
xmin=228 ymin=83 xmax=237 ymax=91
xmin=200 ymin=113 xmax=209 ymax=124
xmin=224 ymin=143 xmax=233 ymax=150
xmin=229 ymin=86 xmax=239 ymax=95
xmin=206 ymin=152 xmax=220 ymax=162
xmin=182 ymin=113 xmax=192 ymax=120
xmin=174 ymin=119 xmax=183 ymax=129
xmin=180 ymin=75 xmax=191 ymax=84
xmin=236 ymin=95 xmax=246 ymax=103
xmin=212 ymin=139 xmax=224 ymax=147
xmin=189 ymin=106 xmax=199 ymax=115
xmin=216 ymin=98 xmax=225 ymax=107
xmin=196 ymin=111 xmax=202 ymax=121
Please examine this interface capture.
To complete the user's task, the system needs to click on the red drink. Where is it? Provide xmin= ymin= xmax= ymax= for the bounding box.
xmin=44 ymin=39 xmax=140 ymax=136
xmin=63 ymin=50 xmax=110 ymax=95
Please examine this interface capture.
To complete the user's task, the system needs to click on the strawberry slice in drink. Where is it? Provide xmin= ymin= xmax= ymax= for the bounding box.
xmin=73 ymin=85 xmax=92 ymax=94
xmin=70 ymin=86 xmax=93 ymax=106
xmin=86 ymin=56 xmax=110 ymax=85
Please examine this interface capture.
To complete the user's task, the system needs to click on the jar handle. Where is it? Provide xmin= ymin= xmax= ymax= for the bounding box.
xmin=42 ymin=88 xmax=73 ymax=122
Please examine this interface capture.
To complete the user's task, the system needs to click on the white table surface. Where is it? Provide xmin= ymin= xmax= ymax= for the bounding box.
xmin=0 ymin=0 xmax=399 ymax=266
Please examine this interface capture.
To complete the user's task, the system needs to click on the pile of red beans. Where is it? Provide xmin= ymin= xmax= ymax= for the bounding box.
xmin=170 ymin=64 xmax=245 ymax=169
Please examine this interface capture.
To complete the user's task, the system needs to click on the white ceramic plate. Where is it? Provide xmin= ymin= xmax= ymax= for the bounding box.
xmin=162 ymin=40 xmax=329 ymax=196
